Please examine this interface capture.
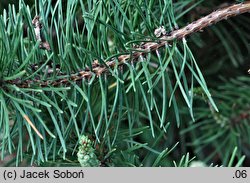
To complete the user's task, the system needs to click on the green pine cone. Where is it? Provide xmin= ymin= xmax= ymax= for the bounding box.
xmin=77 ymin=135 xmax=100 ymax=167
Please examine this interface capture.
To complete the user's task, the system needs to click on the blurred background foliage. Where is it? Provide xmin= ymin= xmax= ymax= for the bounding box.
xmin=0 ymin=0 xmax=249 ymax=167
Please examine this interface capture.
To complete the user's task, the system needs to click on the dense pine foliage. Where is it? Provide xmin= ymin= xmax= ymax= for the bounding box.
xmin=0 ymin=0 xmax=249 ymax=167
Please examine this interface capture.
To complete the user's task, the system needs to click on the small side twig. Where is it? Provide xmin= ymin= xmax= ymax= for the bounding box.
xmin=32 ymin=16 xmax=51 ymax=51
xmin=6 ymin=2 xmax=250 ymax=88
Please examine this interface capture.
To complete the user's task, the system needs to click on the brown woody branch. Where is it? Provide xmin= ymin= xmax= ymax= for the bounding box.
xmin=6 ymin=1 xmax=250 ymax=88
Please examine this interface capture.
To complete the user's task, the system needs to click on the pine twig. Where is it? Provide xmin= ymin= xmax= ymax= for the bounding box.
xmin=32 ymin=16 xmax=51 ymax=50
xmin=5 ymin=1 xmax=250 ymax=88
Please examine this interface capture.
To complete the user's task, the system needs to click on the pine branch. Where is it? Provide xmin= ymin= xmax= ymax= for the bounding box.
xmin=5 ymin=1 xmax=250 ymax=88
